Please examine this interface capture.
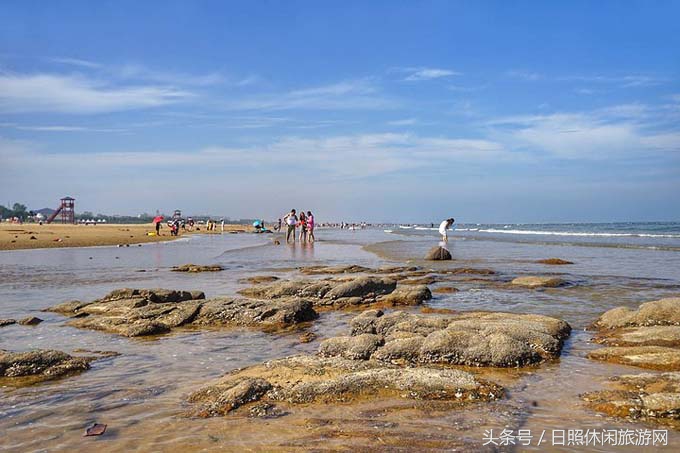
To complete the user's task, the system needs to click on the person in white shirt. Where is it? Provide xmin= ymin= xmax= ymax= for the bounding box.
xmin=283 ymin=209 xmax=298 ymax=243
xmin=439 ymin=218 xmax=455 ymax=242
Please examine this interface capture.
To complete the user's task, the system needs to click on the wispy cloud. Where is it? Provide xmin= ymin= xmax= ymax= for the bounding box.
xmin=48 ymin=57 xmax=258 ymax=88
xmin=0 ymin=122 xmax=125 ymax=132
xmin=558 ymin=74 xmax=667 ymax=88
xmin=401 ymin=67 xmax=461 ymax=81
xmin=225 ymin=79 xmax=397 ymax=111
xmin=506 ymin=70 xmax=542 ymax=81
xmin=0 ymin=73 xmax=190 ymax=114
xmin=48 ymin=57 xmax=102 ymax=69
xmin=387 ymin=118 xmax=417 ymax=126
xmin=117 ymin=64 xmax=226 ymax=86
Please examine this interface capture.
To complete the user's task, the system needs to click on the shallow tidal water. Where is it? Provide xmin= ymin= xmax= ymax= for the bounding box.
xmin=1 ymin=228 xmax=680 ymax=452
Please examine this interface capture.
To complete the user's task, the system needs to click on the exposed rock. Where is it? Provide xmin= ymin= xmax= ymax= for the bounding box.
xmin=299 ymin=332 xmax=317 ymax=343
xmin=345 ymin=310 xmax=571 ymax=367
xmin=186 ymin=355 xmax=503 ymax=418
xmin=594 ymin=297 xmax=680 ymax=329
xmin=193 ymin=297 xmax=317 ymax=329
xmin=374 ymin=266 xmax=420 ymax=274
xmin=589 ymin=298 xmax=680 ymax=371
xmin=45 ymin=300 xmax=94 ymax=315
xmin=172 ymin=264 xmax=223 ymax=273
xmin=376 ymin=285 xmax=432 ymax=306
xmin=588 ymin=346 xmax=680 ymax=371
xmin=319 ymin=334 xmax=384 ymax=360
xmin=424 ymin=246 xmax=452 ymax=261
xmin=399 ymin=276 xmax=437 ymax=285
xmin=0 ymin=319 xmax=17 ymax=327
xmin=299 ymin=265 xmax=372 ymax=275
xmin=0 ymin=349 xmax=92 ymax=380
xmin=324 ymin=276 xmax=396 ymax=300
xmin=239 ymin=276 xmax=280 ymax=284
xmin=432 ymin=286 xmax=459 ymax=294
xmin=239 ymin=276 xmax=425 ymax=310
xmin=19 ymin=316 xmax=43 ymax=326
xmin=440 ymin=268 xmax=496 ymax=275
xmin=511 ymin=276 xmax=566 ymax=288
xmin=537 ymin=258 xmax=574 ymax=265
xmin=48 ymin=288 xmax=317 ymax=337
xmin=582 ymin=372 xmax=680 ymax=422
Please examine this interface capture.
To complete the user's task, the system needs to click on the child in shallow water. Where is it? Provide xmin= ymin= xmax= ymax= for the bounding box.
xmin=306 ymin=211 xmax=315 ymax=243
xmin=298 ymin=211 xmax=307 ymax=243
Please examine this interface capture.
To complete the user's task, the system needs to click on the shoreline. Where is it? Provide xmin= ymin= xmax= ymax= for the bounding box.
xmin=0 ymin=223 xmax=251 ymax=251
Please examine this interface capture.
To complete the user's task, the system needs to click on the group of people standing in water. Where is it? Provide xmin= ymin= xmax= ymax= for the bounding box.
xmin=281 ymin=209 xmax=315 ymax=244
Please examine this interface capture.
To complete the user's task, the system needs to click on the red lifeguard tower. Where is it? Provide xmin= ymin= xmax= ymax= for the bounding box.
xmin=46 ymin=196 xmax=76 ymax=224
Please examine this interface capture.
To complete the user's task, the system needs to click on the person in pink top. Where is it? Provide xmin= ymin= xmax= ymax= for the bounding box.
xmin=306 ymin=211 xmax=315 ymax=243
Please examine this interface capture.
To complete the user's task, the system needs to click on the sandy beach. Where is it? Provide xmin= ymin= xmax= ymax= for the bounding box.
xmin=0 ymin=223 xmax=250 ymax=251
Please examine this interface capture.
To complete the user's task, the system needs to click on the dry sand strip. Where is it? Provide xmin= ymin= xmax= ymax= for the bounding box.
xmin=0 ymin=223 xmax=250 ymax=251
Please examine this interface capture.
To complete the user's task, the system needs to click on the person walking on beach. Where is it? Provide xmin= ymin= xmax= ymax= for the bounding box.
xmin=306 ymin=211 xmax=315 ymax=243
xmin=439 ymin=218 xmax=455 ymax=242
xmin=283 ymin=209 xmax=298 ymax=243
xmin=298 ymin=211 xmax=308 ymax=243
xmin=153 ymin=215 xmax=164 ymax=235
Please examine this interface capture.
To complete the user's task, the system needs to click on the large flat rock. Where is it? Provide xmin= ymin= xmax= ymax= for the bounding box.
xmin=590 ymin=298 xmax=680 ymax=371
xmin=186 ymin=354 xmax=503 ymax=418
xmin=0 ymin=349 xmax=92 ymax=382
xmin=47 ymin=288 xmax=317 ymax=337
xmin=239 ymin=275 xmax=431 ymax=310
xmin=331 ymin=310 xmax=572 ymax=367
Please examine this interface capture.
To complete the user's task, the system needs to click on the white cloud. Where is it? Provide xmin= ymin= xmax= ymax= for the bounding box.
xmin=0 ymin=73 xmax=191 ymax=114
xmin=0 ymin=132 xmax=510 ymax=186
xmin=402 ymin=67 xmax=461 ymax=81
xmin=488 ymin=108 xmax=680 ymax=159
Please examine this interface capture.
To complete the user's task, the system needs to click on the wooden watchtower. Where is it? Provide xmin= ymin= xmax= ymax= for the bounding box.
xmin=60 ymin=197 xmax=75 ymax=224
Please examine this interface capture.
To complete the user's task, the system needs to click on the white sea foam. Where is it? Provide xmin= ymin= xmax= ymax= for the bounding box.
xmin=477 ymin=228 xmax=680 ymax=238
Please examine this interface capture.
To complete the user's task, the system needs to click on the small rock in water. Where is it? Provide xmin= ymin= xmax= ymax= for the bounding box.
xmin=19 ymin=316 xmax=43 ymax=326
xmin=0 ymin=319 xmax=17 ymax=327
xmin=299 ymin=332 xmax=317 ymax=343
xmin=537 ymin=258 xmax=574 ymax=265
xmin=511 ymin=276 xmax=566 ymax=288
xmin=432 ymin=286 xmax=459 ymax=294
xmin=424 ymin=246 xmax=451 ymax=261
xmin=84 ymin=423 xmax=107 ymax=437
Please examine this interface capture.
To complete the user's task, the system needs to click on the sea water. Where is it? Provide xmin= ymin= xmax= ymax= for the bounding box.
xmin=1 ymin=224 xmax=679 ymax=451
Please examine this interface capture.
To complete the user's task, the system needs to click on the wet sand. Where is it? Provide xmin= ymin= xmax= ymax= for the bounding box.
xmin=0 ymin=223 xmax=249 ymax=251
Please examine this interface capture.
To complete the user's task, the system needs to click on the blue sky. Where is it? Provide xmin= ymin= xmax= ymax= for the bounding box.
xmin=1 ymin=0 xmax=679 ymax=223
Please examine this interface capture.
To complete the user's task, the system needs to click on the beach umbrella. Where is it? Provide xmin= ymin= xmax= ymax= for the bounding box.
xmin=153 ymin=216 xmax=164 ymax=223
